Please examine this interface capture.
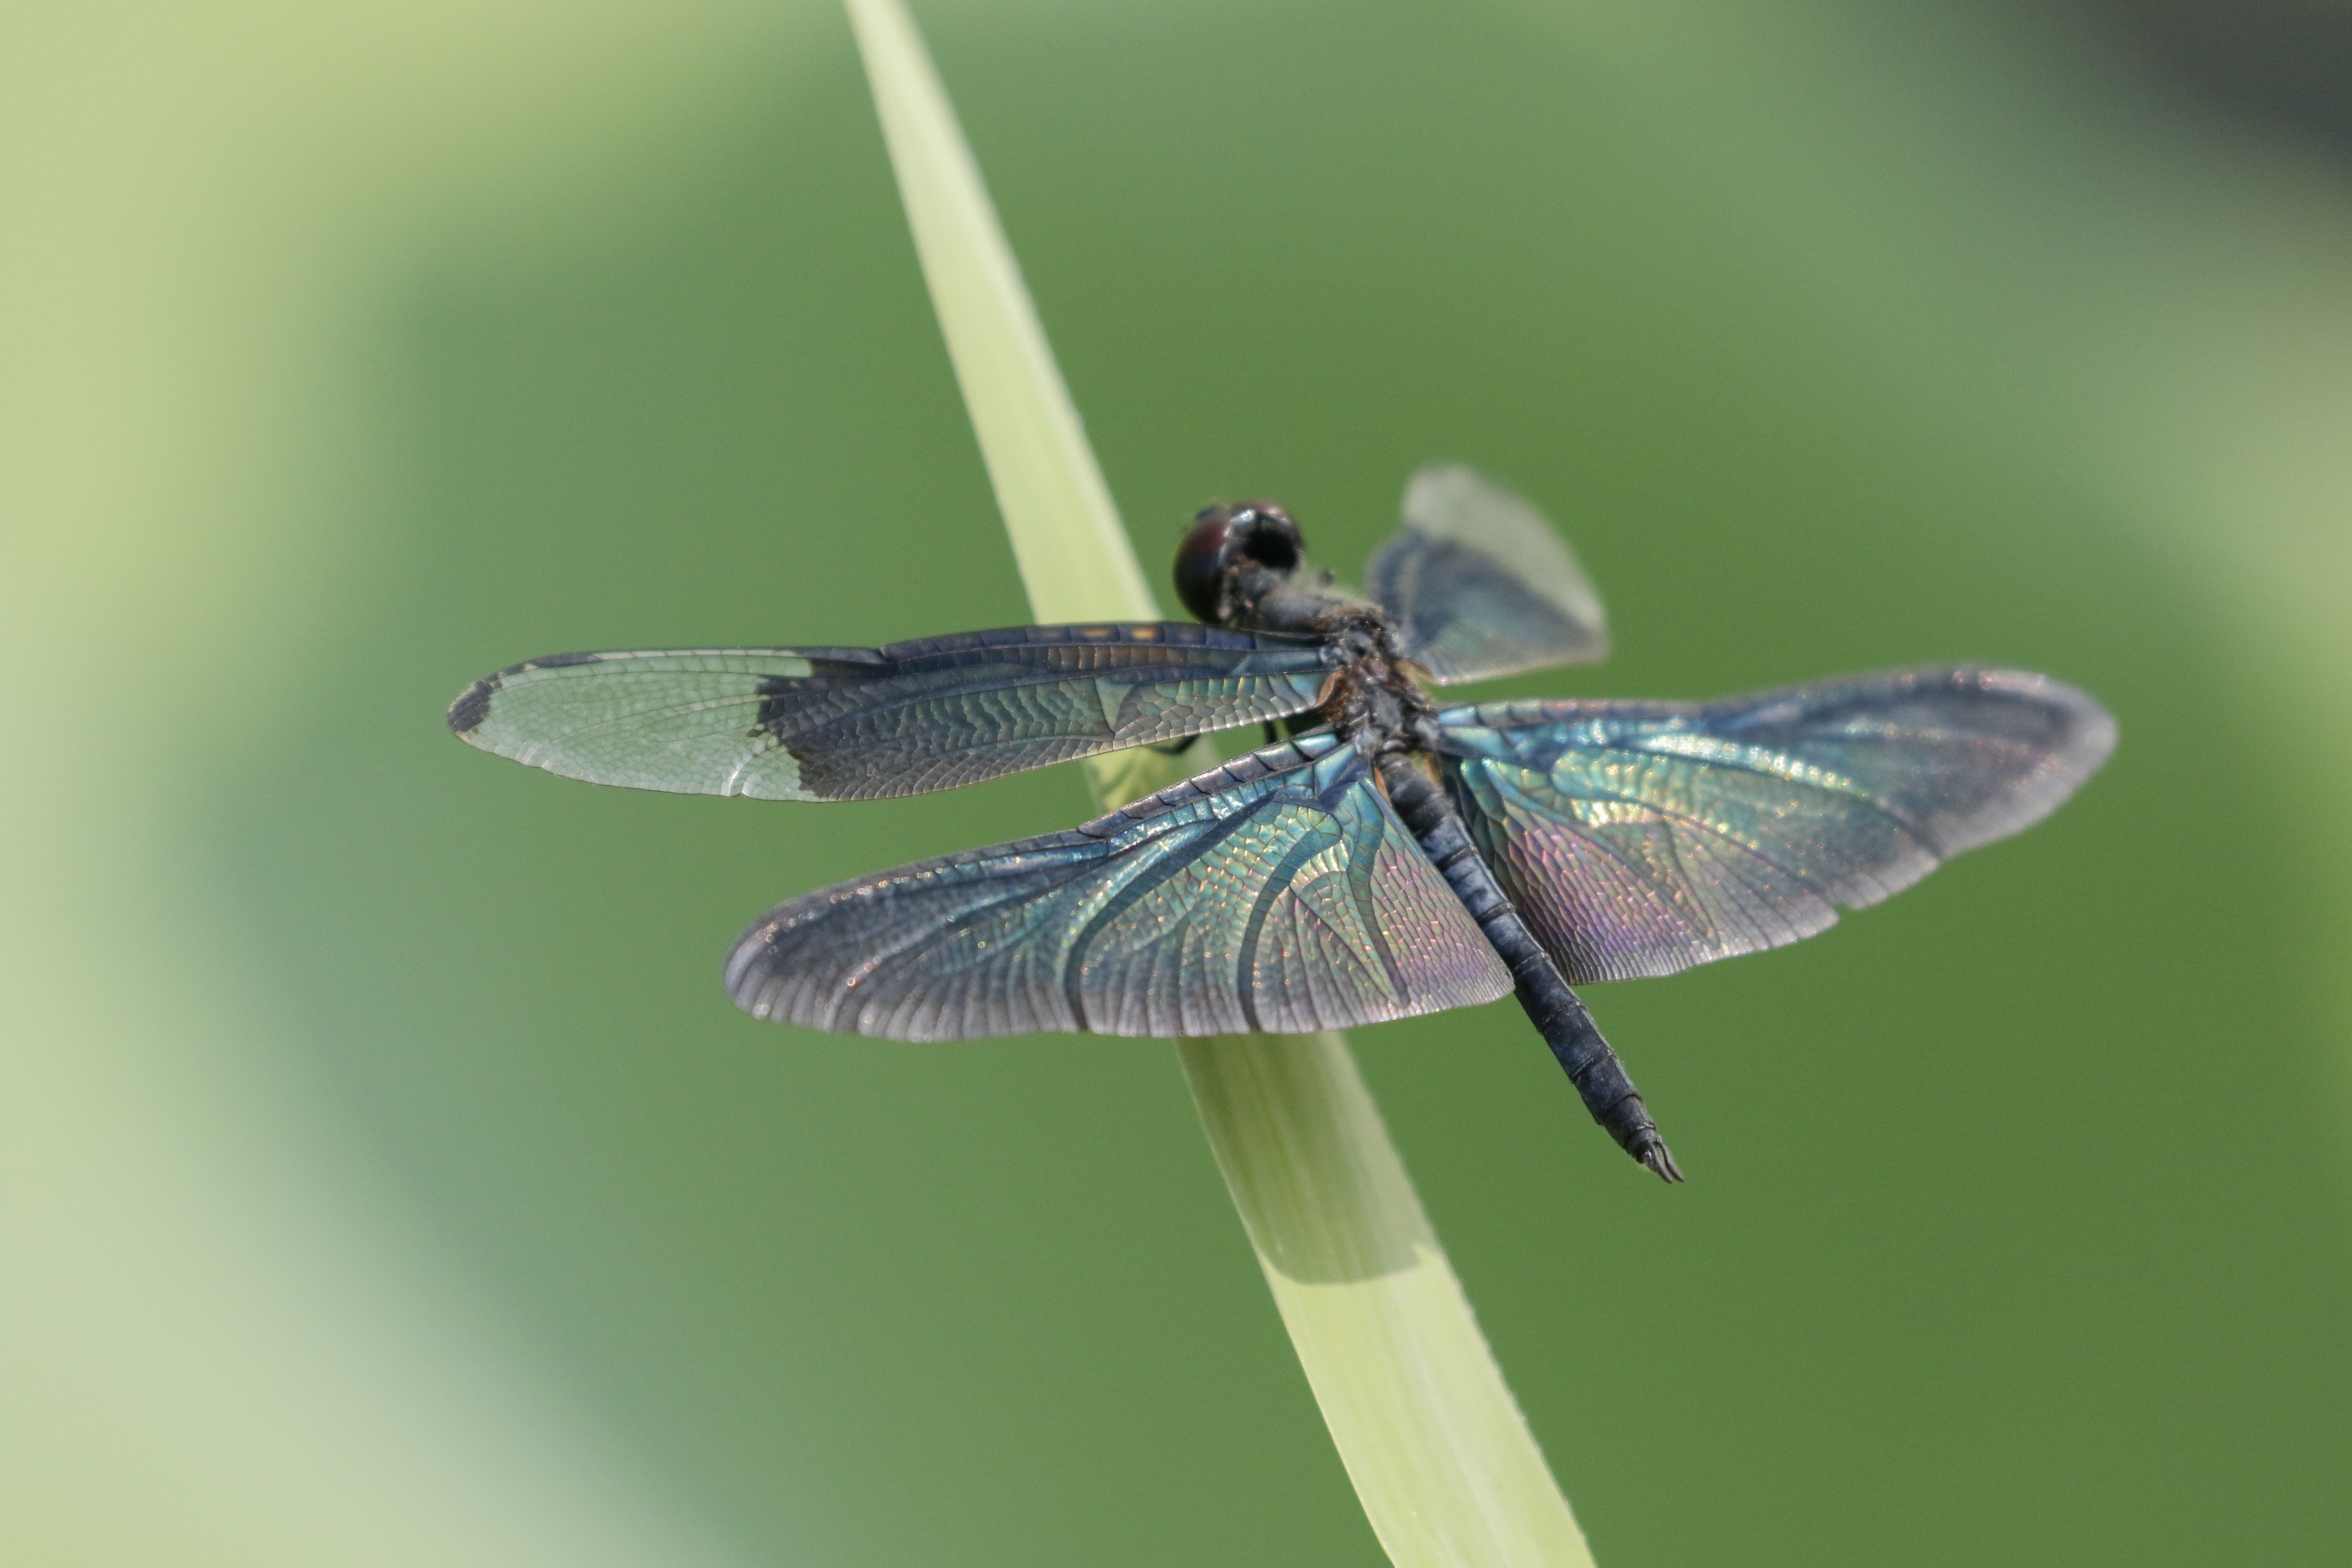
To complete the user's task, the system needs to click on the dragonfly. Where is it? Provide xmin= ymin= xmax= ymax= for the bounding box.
xmin=448 ymin=465 xmax=2114 ymax=1181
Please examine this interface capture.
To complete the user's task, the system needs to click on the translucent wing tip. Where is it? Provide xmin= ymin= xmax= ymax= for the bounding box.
xmin=1931 ymin=668 xmax=2117 ymax=855
xmin=444 ymin=652 xmax=608 ymax=750
xmin=1401 ymin=462 xmax=1517 ymax=521
xmin=1380 ymin=462 xmax=1610 ymax=683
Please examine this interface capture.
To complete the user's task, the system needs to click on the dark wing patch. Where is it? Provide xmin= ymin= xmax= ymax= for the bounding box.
xmin=446 ymin=676 xmax=499 ymax=735
xmin=446 ymin=622 xmax=1332 ymax=800
xmin=726 ymin=734 xmax=1514 ymax=1038
xmin=1436 ymin=666 xmax=2115 ymax=983
xmin=1364 ymin=464 xmax=1608 ymax=684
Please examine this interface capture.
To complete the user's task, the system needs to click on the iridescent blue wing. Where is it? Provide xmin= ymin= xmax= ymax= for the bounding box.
xmin=1363 ymin=464 xmax=1608 ymax=684
xmin=447 ymin=622 xmax=1332 ymax=800
xmin=726 ymin=734 xmax=1514 ymax=1038
xmin=1436 ymin=667 xmax=2115 ymax=983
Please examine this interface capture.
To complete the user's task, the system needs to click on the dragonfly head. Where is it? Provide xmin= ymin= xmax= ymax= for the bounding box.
xmin=1175 ymin=501 xmax=1304 ymax=625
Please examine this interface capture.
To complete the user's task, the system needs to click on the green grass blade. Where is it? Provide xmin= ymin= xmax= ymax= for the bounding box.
xmin=1182 ymin=1033 xmax=1596 ymax=1567
xmin=842 ymin=0 xmax=1147 ymax=617
xmin=844 ymin=2 xmax=1596 ymax=1560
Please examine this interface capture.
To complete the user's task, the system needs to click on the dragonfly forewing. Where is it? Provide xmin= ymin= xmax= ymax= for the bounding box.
xmin=448 ymin=622 xmax=1333 ymax=799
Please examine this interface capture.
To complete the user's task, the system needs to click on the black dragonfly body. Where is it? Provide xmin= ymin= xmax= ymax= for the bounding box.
xmin=450 ymin=465 xmax=2114 ymax=1180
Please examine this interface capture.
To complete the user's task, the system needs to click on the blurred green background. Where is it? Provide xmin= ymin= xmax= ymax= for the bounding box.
xmin=7 ymin=1 xmax=2349 ymax=1563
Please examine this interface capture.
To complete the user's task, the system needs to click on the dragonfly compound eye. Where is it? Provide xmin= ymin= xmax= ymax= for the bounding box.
xmin=1175 ymin=505 xmax=1241 ymax=622
xmin=1174 ymin=502 xmax=1304 ymax=624
xmin=1234 ymin=503 xmax=1302 ymax=573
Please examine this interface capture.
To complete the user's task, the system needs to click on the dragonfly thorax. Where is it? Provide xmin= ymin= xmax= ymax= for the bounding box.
xmin=1307 ymin=609 xmax=1444 ymax=758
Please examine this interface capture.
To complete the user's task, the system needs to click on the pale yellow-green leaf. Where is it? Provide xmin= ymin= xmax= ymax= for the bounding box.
xmin=1181 ymin=1033 xmax=1596 ymax=1567
xmin=844 ymin=2 xmax=1596 ymax=1560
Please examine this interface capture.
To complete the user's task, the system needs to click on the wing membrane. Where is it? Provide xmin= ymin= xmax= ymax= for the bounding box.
xmin=1436 ymin=666 xmax=2115 ymax=983
xmin=726 ymin=734 xmax=1513 ymax=1038
xmin=1364 ymin=464 xmax=1608 ymax=683
xmin=448 ymin=622 xmax=1332 ymax=799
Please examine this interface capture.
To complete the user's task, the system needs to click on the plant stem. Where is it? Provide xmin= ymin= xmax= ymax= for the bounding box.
xmin=842 ymin=2 xmax=1596 ymax=1560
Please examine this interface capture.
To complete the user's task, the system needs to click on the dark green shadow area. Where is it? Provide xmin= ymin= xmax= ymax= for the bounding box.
xmin=216 ymin=3 xmax=2349 ymax=1564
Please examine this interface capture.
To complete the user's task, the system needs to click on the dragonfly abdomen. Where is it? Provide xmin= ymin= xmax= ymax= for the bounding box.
xmin=1375 ymin=749 xmax=1685 ymax=1184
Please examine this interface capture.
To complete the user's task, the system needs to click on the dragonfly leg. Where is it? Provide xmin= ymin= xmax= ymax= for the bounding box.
xmin=1378 ymin=752 xmax=1683 ymax=1182
xmin=1145 ymin=736 xmax=1202 ymax=756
